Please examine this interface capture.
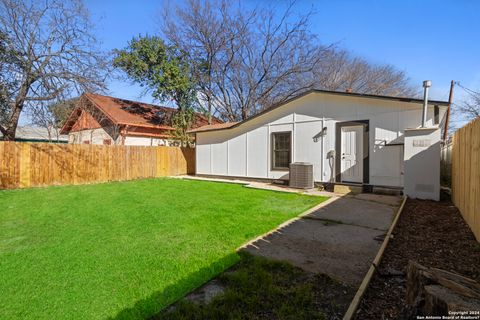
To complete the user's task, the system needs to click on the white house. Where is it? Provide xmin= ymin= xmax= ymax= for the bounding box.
xmin=190 ymin=89 xmax=449 ymax=192
xmin=0 ymin=126 xmax=68 ymax=143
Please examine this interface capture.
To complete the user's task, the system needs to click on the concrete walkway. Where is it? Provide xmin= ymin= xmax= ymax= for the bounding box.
xmin=177 ymin=175 xmax=401 ymax=285
xmin=175 ymin=175 xmax=334 ymax=197
xmin=242 ymin=194 xmax=401 ymax=286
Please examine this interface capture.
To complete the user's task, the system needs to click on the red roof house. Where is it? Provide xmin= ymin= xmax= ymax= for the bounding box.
xmin=61 ymin=93 xmax=222 ymax=146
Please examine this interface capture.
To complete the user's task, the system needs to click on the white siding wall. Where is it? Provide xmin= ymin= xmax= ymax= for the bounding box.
xmin=123 ymin=136 xmax=170 ymax=146
xmin=247 ymin=127 xmax=268 ymax=177
xmin=212 ymin=141 xmax=228 ymax=175
xmin=196 ymin=93 xmax=447 ymax=187
xmin=69 ymin=129 xmax=170 ymax=146
xmin=227 ymin=134 xmax=247 ymax=176
xmin=69 ymin=128 xmax=113 ymax=144
xmin=294 ymin=120 xmax=324 ymax=181
xmin=196 ymin=142 xmax=211 ymax=174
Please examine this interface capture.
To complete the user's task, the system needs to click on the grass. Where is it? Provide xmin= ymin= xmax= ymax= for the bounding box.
xmin=0 ymin=178 xmax=327 ymax=320
xmin=159 ymin=252 xmax=330 ymax=320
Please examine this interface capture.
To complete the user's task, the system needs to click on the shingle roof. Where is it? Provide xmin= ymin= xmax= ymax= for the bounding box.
xmin=61 ymin=93 xmax=223 ymax=134
xmin=187 ymin=122 xmax=238 ymax=133
xmin=189 ymin=89 xmax=450 ymax=133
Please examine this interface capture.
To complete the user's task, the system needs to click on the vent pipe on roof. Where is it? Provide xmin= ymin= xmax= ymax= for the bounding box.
xmin=421 ymin=80 xmax=432 ymax=128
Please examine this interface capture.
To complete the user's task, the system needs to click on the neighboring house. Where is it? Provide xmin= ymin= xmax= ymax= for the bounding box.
xmin=0 ymin=126 xmax=68 ymax=143
xmin=190 ymin=89 xmax=449 ymax=190
xmin=60 ymin=93 xmax=222 ymax=146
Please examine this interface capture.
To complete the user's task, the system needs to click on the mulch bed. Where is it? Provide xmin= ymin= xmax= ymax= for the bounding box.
xmin=355 ymin=198 xmax=480 ymax=319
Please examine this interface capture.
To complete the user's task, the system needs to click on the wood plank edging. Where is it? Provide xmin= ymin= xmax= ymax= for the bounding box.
xmin=342 ymin=195 xmax=408 ymax=320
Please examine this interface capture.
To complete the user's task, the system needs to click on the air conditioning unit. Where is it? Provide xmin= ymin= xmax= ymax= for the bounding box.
xmin=289 ymin=162 xmax=314 ymax=189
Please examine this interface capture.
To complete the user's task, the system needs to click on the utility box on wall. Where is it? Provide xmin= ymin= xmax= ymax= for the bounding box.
xmin=403 ymin=127 xmax=441 ymax=201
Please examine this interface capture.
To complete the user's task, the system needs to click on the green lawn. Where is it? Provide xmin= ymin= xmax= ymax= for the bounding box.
xmin=159 ymin=252 xmax=349 ymax=320
xmin=0 ymin=178 xmax=326 ymax=320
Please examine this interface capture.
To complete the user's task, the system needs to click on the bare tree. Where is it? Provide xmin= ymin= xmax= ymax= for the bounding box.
xmin=28 ymin=102 xmax=61 ymax=142
xmin=0 ymin=29 xmax=17 ymax=127
xmin=0 ymin=0 xmax=110 ymax=140
xmin=312 ymin=49 xmax=417 ymax=97
xmin=161 ymin=0 xmax=416 ymax=122
xmin=27 ymin=98 xmax=77 ymax=142
xmin=162 ymin=0 xmax=328 ymax=122
xmin=456 ymin=88 xmax=480 ymax=121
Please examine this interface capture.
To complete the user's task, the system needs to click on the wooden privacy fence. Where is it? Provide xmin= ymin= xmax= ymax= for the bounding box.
xmin=440 ymin=142 xmax=453 ymax=187
xmin=451 ymin=117 xmax=480 ymax=241
xmin=0 ymin=142 xmax=195 ymax=190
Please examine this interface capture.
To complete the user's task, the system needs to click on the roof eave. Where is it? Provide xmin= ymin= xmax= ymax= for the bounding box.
xmin=193 ymin=89 xmax=450 ymax=134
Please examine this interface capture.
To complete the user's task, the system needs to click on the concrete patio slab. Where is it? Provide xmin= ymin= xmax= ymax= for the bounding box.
xmin=242 ymin=195 xmax=399 ymax=286
xmin=353 ymin=193 xmax=403 ymax=207
xmin=309 ymin=197 xmax=396 ymax=231
xmin=177 ymin=175 xmax=336 ymax=197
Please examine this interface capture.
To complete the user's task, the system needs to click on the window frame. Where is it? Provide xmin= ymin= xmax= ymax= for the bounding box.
xmin=271 ymin=131 xmax=292 ymax=171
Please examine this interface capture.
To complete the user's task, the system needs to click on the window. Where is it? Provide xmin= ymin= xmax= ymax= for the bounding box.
xmin=271 ymin=132 xmax=291 ymax=170
xmin=103 ymin=139 xmax=112 ymax=145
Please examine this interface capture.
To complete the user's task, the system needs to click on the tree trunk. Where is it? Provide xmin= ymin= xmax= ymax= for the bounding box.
xmin=241 ymin=107 xmax=248 ymax=121
xmin=424 ymin=285 xmax=480 ymax=315
xmin=207 ymin=95 xmax=212 ymax=125
xmin=405 ymin=261 xmax=480 ymax=317
xmin=3 ymin=79 xmax=31 ymax=141
xmin=3 ymin=106 xmax=22 ymax=141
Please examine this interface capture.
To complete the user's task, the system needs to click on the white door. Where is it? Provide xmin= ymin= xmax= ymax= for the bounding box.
xmin=341 ymin=126 xmax=363 ymax=183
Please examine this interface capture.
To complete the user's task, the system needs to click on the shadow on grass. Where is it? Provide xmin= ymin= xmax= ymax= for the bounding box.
xmin=154 ymin=252 xmax=354 ymax=320
xmin=109 ymin=253 xmax=240 ymax=320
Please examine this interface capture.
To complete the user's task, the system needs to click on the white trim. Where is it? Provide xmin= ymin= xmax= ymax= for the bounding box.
xmin=227 ymin=139 xmax=230 ymax=175
xmin=321 ymin=117 xmax=325 ymax=182
xmin=292 ymin=112 xmax=296 ymax=162
xmin=210 ymin=143 xmax=213 ymax=174
xmin=267 ymin=124 xmax=271 ymax=177
xmin=245 ymin=131 xmax=248 ymax=175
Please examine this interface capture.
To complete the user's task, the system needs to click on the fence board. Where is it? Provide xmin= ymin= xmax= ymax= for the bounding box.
xmin=451 ymin=117 xmax=480 ymax=241
xmin=0 ymin=142 xmax=195 ymax=190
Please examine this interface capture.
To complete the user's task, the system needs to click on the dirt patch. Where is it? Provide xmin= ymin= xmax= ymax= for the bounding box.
xmin=355 ymin=198 xmax=480 ymax=319
xmin=158 ymin=252 xmax=355 ymax=320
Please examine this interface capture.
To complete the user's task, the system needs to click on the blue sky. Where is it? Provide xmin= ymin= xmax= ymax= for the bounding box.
xmin=84 ymin=0 xmax=480 ymax=119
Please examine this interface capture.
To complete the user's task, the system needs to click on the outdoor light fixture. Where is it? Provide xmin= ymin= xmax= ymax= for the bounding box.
xmin=313 ymin=127 xmax=328 ymax=142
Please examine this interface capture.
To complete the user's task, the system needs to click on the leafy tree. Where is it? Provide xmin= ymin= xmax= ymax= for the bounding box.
xmin=113 ymin=35 xmax=198 ymax=145
xmin=48 ymin=99 xmax=79 ymax=127
xmin=171 ymin=108 xmax=195 ymax=147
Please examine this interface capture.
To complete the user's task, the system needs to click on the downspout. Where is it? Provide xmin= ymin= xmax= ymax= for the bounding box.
xmin=321 ymin=117 xmax=325 ymax=183
xmin=292 ymin=113 xmax=296 ymax=163
xmin=421 ymin=80 xmax=432 ymax=128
